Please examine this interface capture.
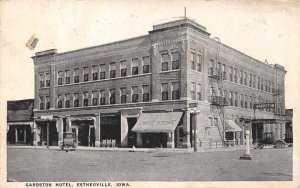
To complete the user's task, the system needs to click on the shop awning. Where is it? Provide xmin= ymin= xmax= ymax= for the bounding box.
xmin=225 ymin=120 xmax=242 ymax=132
xmin=132 ymin=112 xmax=183 ymax=133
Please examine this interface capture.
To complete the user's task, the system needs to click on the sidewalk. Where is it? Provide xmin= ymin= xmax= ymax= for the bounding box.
xmin=7 ymin=145 xmax=249 ymax=153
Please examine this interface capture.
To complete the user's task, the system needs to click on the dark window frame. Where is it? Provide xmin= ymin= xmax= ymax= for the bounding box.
xmin=121 ymin=68 xmax=127 ymax=77
xmin=162 ymin=91 xmax=168 ymax=101
xmin=132 ymin=94 xmax=139 ymax=103
xmin=74 ymin=76 xmax=79 ymax=83
xmin=84 ymin=74 xmax=89 ymax=82
xmin=58 ymin=78 xmax=63 ymax=85
xmin=74 ymin=99 xmax=79 ymax=107
xmin=162 ymin=62 xmax=168 ymax=71
xmin=92 ymin=98 xmax=98 ymax=106
xmin=132 ymin=66 xmax=138 ymax=75
xmin=100 ymin=72 xmax=106 ymax=80
xmin=110 ymin=70 xmax=116 ymax=78
xmin=143 ymin=65 xmax=150 ymax=74
xmin=143 ymin=93 xmax=150 ymax=102
xmin=83 ymin=99 xmax=89 ymax=106
xmin=93 ymin=73 xmax=98 ymax=80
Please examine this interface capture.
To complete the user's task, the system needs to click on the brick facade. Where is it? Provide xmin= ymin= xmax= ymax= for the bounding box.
xmin=31 ymin=18 xmax=287 ymax=148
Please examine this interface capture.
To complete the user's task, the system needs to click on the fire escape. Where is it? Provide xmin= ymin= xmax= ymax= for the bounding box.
xmin=208 ymin=37 xmax=228 ymax=143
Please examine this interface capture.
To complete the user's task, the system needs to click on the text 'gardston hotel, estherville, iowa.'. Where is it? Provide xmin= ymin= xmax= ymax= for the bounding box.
xmin=7 ymin=18 xmax=293 ymax=149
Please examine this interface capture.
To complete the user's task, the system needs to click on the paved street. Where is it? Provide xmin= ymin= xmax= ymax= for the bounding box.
xmin=7 ymin=147 xmax=292 ymax=181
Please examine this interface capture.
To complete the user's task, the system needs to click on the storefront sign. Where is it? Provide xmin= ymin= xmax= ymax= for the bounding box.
xmin=254 ymin=103 xmax=275 ymax=109
xmin=189 ymin=103 xmax=198 ymax=108
xmin=40 ymin=115 xmax=53 ymax=120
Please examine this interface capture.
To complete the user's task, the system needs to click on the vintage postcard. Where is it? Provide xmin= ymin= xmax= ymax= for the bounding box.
xmin=0 ymin=0 xmax=299 ymax=188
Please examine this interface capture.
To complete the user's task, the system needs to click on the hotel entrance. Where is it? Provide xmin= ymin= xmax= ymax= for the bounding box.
xmin=127 ymin=118 xmax=137 ymax=147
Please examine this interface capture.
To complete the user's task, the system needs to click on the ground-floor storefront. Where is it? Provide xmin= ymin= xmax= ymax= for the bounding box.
xmin=7 ymin=122 xmax=33 ymax=145
xmin=31 ymin=102 xmax=292 ymax=149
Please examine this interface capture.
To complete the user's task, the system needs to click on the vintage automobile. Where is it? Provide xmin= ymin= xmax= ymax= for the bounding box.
xmin=60 ymin=132 xmax=77 ymax=151
xmin=256 ymin=132 xmax=286 ymax=149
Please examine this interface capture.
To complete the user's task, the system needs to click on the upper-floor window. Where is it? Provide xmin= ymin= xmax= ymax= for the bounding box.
xmin=46 ymin=73 xmax=50 ymax=87
xmin=142 ymin=85 xmax=150 ymax=102
xmin=110 ymin=63 xmax=116 ymax=78
xmin=39 ymin=74 xmax=45 ymax=88
xmin=120 ymin=60 xmax=127 ymax=77
xmin=222 ymin=64 xmax=226 ymax=79
xmin=46 ymin=96 xmax=50 ymax=109
xmin=171 ymin=52 xmax=180 ymax=70
xmin=250 ymin=96 xmax=253 ymax=109
xmin=92 ymin=91 xmax=98 ymax=106
xmin=83 ymin=92 xmax=89 ymax=106
xmin=257 ymin=77 xmax=260 ymax=90
xmin=161 ymin=83 xmax=168 ymax=101
xmin=100 ymin=90 xmax=105 ymax=105
xmin=132 ymin=86 xmax=139 ymax=102
xmin=197 ymin=84 xmax=202 ymax=101
xmin=240 ymin=94 xmax=244 ymax=108
xmin=65 ymin=70 xmax=70 ymax=84
xmin=229 ymin=67 xmax=233 ymax=82
xmin=160 ymin=51 xmax=169 ymax=72
xmin=249 ymin=74 xmax=252 ymax=87
xmin=260 ymin=78 xmax=263 ymax=91
xmin=197 ymin=54 xmax=202 ymax=72
xmin=191 ymin=82 xmax=196 ymax=100
xmin=171 ymin=82 xmax=180 ymax=100
xmin=74 ymin=68 xmax=80 ymax=83
xmin=240 ymin=71 xmax=243 ymax=84
xmin=228 ymin=91 xmax=233 ymax=106
xmin=191 ymin=52 xmax=196 ymax=70
xmin=83 ymin=67 xmax=89 ymax=82
xmin=65 ymin=94 xmax=70 ymax=108
xmin=209 ymin=59 xmax=214 ymax=75
xmin=100 ymin=64 xmax=106 ymax=79
xmin=234 ymin=92 xmax=238 ymax=106
xmin=244 ymin=94 xmax=248 ymax=108
xmin=57 ymin=94 xmax=63 ymax=108
xmin=92 ymin=66 xmax=98 ymax=81
xmin=253 ymin=75 xmax=256 ymax=88
xmin=110 ymin=89 xmax=116 ymax=104
xmin=120 ymin=87 xmax=127 ymax=104
xmin=39 ymin=97 xmax=44 ymax=110
xmin=244 ymin=72 xmax=247 ymax=85
xmin=57 ymin=71 xmax=63 ymax=85
xmin=143 ymin=56 xmax=150 ymax=73
xmin=132 ymin=58 xmax=139 ymax=75
xmin=74 ymin=93 xmax=79 ymax=107
xmin=234 ymin=68 xmax=237 ymax=83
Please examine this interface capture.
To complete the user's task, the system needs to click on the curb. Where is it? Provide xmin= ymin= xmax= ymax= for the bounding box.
xmin=7 ymin=145 xmax=247 ymax=153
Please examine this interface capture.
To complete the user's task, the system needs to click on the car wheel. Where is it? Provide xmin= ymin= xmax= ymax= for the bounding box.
xmin=276 ymin=142 xmax=284 ymax=148
xmin=258 ymin=144 xmax=264 ymax=149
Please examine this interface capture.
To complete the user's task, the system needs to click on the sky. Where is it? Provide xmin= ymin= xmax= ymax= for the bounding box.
xmin=1 ymin=0 xmax=300 ymax=110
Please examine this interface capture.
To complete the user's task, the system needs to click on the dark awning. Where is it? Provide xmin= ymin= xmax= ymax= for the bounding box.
xmin=131 ymin=112 xmax=183 ymax=133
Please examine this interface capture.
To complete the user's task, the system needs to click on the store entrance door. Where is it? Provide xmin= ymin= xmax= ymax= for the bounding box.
xmin=127 ymin=118 xmax=137 ymax=147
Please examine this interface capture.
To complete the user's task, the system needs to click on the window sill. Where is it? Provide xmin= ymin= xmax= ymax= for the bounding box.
xmin=159 ymin=69 xmax=180 ymax=74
